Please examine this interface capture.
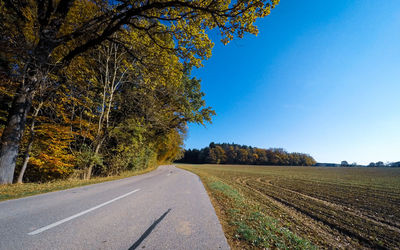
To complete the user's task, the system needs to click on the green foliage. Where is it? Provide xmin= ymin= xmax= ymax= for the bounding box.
xmin=75 ymin=146 xmax=104 ymax=174
xmin=105 ymin=121 xmax=159 ymax=175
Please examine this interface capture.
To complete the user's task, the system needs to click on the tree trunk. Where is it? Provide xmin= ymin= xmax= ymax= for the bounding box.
xmin=85 ymin=139 xmax=103 ymax=180
xmin=0 ymin=4 xmax=75 ymax=184
xmin=17 ymin=102 xmax=42 ymax=183
xmin=17 ymin=143 xmax=32 ymax=184
xmin=0 ymin=86 xmax=33 ymax=184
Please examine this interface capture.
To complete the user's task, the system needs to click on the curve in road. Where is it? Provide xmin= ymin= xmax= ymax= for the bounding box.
xmin=0 ymin=165 xmax=230 ymax=250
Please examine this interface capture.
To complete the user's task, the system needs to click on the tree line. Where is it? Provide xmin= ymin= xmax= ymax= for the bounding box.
xmin=338 ymin=161 xmax=400 ymax=167
xmin=0 ymin=0 xmax=280 ymax=184
xmin=1 ymin=43 xmax=215 ymax=182
xmin=176 ymin=143 xmax=317 ymax=166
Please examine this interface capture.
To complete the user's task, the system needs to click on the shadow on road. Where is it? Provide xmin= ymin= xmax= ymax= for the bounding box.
xmin=128 ymin=208 xmax=172 ymax=250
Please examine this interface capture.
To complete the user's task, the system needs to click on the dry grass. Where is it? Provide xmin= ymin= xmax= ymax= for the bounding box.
xmin=178 ymin=164 xmax=400 ymax=249
xmin=0 ymin=167 xmax=156 ymax=202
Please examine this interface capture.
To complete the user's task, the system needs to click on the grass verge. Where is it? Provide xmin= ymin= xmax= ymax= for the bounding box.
xmin=0 ymin=167 xmax=156 ymax=202
xmin=179 ymin=164 xmax=315 ymax=249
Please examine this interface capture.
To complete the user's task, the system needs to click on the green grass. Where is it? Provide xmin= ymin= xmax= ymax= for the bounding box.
xmin=178 ymin=164 xmax=400 ymax=249
xmin=0 ymin=167 xmax=156 ymax=202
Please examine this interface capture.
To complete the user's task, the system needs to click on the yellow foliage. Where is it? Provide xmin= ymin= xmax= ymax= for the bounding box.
xmin=29 ymin=123 xmax=75 ymax=178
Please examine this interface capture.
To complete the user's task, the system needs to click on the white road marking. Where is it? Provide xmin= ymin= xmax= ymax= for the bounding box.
xmin=28 ymin=189 xmax=140 ymax=235
xmin=167 ymin=173 xmax=171 ymax=176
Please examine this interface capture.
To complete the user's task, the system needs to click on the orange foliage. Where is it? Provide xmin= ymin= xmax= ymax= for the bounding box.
xmin=29 ymin=123 xmax=75 ymax=178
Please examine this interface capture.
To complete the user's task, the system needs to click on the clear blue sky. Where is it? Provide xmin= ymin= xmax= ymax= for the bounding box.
xmin=186 ymin=0 xmax=400 ymax=165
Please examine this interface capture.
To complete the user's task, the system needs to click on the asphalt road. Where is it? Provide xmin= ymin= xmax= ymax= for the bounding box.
xmin=0 ymin=165 xmax=230 ymax=250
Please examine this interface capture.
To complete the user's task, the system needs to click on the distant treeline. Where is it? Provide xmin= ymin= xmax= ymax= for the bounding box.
xmin=176 ymin=143 xmax=317 ymax=166
xmin=313 ymin=161 xmax=400 ymax=167
xmin=366 ymin=161 xmax=400 ymax=167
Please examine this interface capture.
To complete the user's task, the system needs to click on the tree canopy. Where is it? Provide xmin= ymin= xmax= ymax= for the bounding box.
xmin=177 ymin=143 xmax=317 ymax=166
xmin=0 ymin=0 xmax=279 ymax=183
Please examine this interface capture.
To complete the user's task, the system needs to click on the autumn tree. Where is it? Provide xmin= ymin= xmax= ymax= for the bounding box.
xmin=98 ymin=66 xmax=214 ymax=176
xmin=0 ymin=0 xmax=279 ymax=183
xmin=177 ymin=143 xmax=317 ymax=166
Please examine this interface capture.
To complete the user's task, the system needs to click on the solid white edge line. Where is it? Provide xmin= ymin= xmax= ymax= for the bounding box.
xmin=28 ymin=188 xmax=140 ymax=235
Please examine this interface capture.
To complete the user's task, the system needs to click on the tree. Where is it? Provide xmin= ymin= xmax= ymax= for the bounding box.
xmin=206 ymin=148 xmax=218 ymax=163
xmin=1 ymin=24 xmax=215 ymax=182
xmin=254 ymin=148 xmax=267 ymax=164
xmin=304 ymin=155 xmax=317 ymax=166
xmin=0 ymin=0 xmax=279 ymax=183
xmin=214 ymin=146 xmax=227 ymax=164
xmin=226 ymin=146 xmax=238 ymax=164
xmin=178 ymin=143 xmax=316 ymax=166
xmin=341 ymin=161 xmax=349 ymax=167
xmin=237 ymin=148 xmax=249 ymax=164
xmin=16 ymin=101 xmax=43 ymax=183
xmin=389 ymin=162 xmax=400 ymax=167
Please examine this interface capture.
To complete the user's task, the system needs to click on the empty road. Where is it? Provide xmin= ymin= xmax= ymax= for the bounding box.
xmin=0 ymin=165 xmax=229 ymax=250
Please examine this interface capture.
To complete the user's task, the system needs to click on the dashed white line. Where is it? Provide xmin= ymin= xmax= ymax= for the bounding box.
xmin=28 ymin=188 xmax=140 ymax=235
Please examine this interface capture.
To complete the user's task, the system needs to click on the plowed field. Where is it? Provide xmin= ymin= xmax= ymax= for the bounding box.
xmin=179 ymin=164 xmax=400 ymax=249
